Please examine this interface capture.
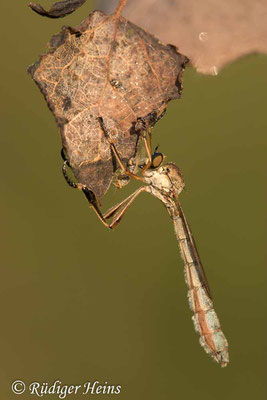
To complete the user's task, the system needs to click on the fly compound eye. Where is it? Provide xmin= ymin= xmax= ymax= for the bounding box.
xmin=151 ymin=152 xmax=164 ymax=169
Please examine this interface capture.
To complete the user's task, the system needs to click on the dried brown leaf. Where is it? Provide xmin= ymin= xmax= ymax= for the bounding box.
xmin=99 ymin=0 xmax=267 ymax=75
xmin=28 ymin=0 xmax=86 ymax=19
xmin=28 ymin=10 xmax=187 ymax=200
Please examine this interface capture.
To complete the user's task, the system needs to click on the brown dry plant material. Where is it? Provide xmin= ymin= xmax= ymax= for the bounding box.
xmin=28 ymin=6 xmax=187 ymax=200
xmin=29 ymin=0 xmax=86 ymax=18
xmin=99 ymin=0 xmax=267 ymax=75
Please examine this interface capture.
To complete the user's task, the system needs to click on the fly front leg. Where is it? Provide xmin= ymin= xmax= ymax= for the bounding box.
xmin=134 ymin=107 xmax=166 ymax=175
xmin=138 ymin=128 xmax=153 ymax=175
xmin=97 ymin=117 xmax=154 ymax=184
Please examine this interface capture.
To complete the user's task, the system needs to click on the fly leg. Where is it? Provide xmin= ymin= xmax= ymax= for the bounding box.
xmin=61 ymin=148 xmax=148 ymax=229
xmin=132 ymin=107 xmax=166 ymax=175
xmin=103 ymin=186 xmax=148 ymax=229
xmin=98 ymin=117 xmax=154 ymax=185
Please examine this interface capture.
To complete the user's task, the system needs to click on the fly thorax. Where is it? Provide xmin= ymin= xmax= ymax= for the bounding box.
xmin=144 ymin=167 xmax=173 ymax=192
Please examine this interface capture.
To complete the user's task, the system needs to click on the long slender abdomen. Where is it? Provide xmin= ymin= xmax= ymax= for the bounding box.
xmin=173 ymin=214 xmax=229 ymax=367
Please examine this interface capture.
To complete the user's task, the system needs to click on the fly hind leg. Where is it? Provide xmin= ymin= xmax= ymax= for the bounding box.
xmin=60 ymin=148 xmax=148 ymax=229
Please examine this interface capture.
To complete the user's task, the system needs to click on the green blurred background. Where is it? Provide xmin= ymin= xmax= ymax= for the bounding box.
xmin=0 ymin=1 xmax=266 ymax=399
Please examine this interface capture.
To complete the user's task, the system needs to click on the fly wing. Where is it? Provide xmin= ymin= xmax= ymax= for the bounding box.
xmin=171 ymin=194 xmax=229 ymax=366
xmin=172 ymin=195 xmax=212 ymax=299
